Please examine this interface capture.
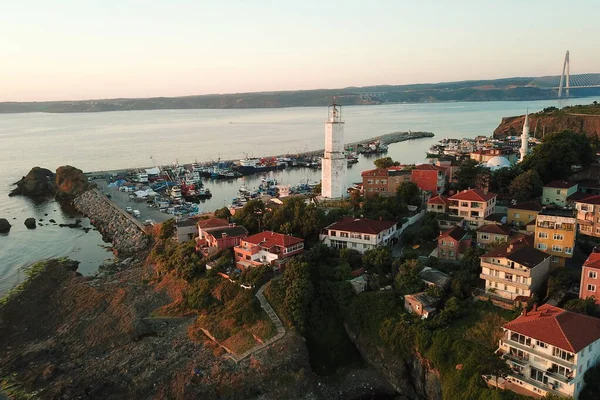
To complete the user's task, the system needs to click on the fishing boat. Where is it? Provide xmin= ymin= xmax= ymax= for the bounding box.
xmin=234 ymin=156 xmax=287 ymax=175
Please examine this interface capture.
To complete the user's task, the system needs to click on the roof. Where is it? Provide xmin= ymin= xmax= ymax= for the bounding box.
xmin=428 ymin=195 xmax=449 ymax=205
xmin=544 ymin=180 xmax=577 ymax=189
xmin=205 ymin=226 xmax=249 ymax=239
xmin=326 ymin=217 xmax=396 ymax=235
xmin=583 ymin=253 xmax=600 ymax=271
xmin=449 ymin=189 xmax=497 ymax=202
xmin=573 ymin=194 xmax=600 ymax=205
xmin=482 ymin=239 xmax=548 ymax=269
xmin=504 ymin=304 xmax=600 ymax=353
xmin=419 ymin=267 xmax=451 ymax=286
xmin=198 ymin=218 xmax=230 ymax=229
xmin=509 ymin=200 xmax=543 ymax=212
xmin=405 ymin=291 xmax=437 ymax=306
xmin=438 ymin=226 xmax=469 ymax=242
xmin=244 ymin=231 xmax=304 ymax=248
xmin=568 ymin=192 xmax=596 ymax=202
xmin=414 ymin=164 xmax=445 ymax=171
xmin=361 ymin=169 xmax=389 ymax=177
xmin=484 ymin=213 xmax=506 ymax=223
xmin=176 ymin=218 xmax=200 ymax=228
xmin=437 ymin=213 xmax=464 ymax=222
xmin=539 ymin=207 xmax=577 ymax=218
xmin=476 ymin=224 xmax=512 ymax=235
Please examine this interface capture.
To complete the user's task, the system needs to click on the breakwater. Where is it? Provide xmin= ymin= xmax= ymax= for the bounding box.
xmin=73 ymin=189 xmax=150 ymax=254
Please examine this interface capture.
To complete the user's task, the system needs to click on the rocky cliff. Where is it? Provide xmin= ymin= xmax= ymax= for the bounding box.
xmin=493 ymin=112 xmax=600 ymax=138
xmin=9 ymin=165 xmax=94 ymax=198
xmin=345 ymin=325 xmax=442 ymax=400
xmin=8 ymin=167 xmax=55 ymax=197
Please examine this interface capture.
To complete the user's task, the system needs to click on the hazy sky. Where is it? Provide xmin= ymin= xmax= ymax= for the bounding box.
xmin=1 ymin=0 xmax=598 ymax=101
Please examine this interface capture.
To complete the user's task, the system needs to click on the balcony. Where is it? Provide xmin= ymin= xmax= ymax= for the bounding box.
xmin=481 ymin=274 xmax=530 ymax=289
xmin=503 ymin=339 xmax=575 ymax=370
xmin=546 ymin=368 xmax=573 ymax=384
xmin=481 ymin=261 xmax=531 ymax=276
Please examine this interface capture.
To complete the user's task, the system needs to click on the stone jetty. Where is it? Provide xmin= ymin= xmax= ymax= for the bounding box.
xmin=73 ymin=189 xmax=150 ymax=254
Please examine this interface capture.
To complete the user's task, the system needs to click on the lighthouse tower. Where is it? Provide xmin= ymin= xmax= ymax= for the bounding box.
xmin=321 ymin=102 xmax=346 ymax=198
xmin=519 ymin=110 xmax=529 ymax=162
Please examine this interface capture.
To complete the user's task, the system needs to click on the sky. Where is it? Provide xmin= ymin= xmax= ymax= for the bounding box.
xmin=1 ymin=0 xmax=599 ymax=101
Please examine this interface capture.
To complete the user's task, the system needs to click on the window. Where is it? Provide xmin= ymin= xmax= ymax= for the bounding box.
xmin=589 ymin=344 xmax=593 ymax=352
xmin=480 ymin=234 xmax=490 ymax=240
xmin=340 ymin=232 xmax=348 ymax=238
xmin=448 ymin=241 xmax=455 ymax=247
xmin=553 ymin=347 xmax=574 ymax=362
xmin=522 ymin=278 xmax=528 ymax=284
xmin=588 ymin=284 xmax=596 ymax=292
xmin=537 ymin=243 xmax=548 ymax=250
xmin=556 ymin=189 xmax=561 ymax=195
xmin=551 ymin=256 xmax=560 ymax=263
xmin=441 ymin=240 xmax=446 ymax=246
xmin=530 ymin=367 xmax=546 ymax=383
xmin=461 ymin=201 xmax=469 ymax=207
xmin=536 ymin=340 xmax=548 ymax=348
xmin=449 ymin=250 xmax=454 ymax=257
xmin=375 ymin=179 xmax=379 ymax=184
xmin=330 ymin=230 xmax=336 ymax=237
xmin=367 ymin=179 xmax=373 ymax=184
xmin=510 ymin=332 xmax=531 ymax=346
xmin=553 ymin=233 xmax=564 ymax=241
xmin=590 ymin=271 xmax=597 ymax=279
xmin=514 ymin=212 xmax=521 ymax=218
xmin=381 ymin=179 xmax=387 ymax=184
xmin=330 ymin=240 xmax=347 ymax=249
xmin=565 ymin=247 xmax=573 ymax=255
xmin=505 ymin=273 xmax=513 ymax=281
xmin=364 ymin=235 xmax=370 ymax=241
xmin=245 ymin=255 xmax=251 ymax=260
xmin=494 ymin=270 xmax=499 ymax=277
xmin=351 ymin=242 xmax=357 ymax=248
xmin=538 ymin=232 xmax=548 ymax=239
xmin=350 ymin=233 xmax=361 ymax=239
xmin=552 ymin=245 xmax=563 ymax=252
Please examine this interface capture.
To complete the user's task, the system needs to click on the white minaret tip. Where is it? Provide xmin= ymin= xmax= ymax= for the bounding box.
xmin=519 ymin=109 xmax=530 ymax=163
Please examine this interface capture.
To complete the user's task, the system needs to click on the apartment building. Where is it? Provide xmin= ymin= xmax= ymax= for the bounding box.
xmin=234 ymin=231 xmax=304 ymax=271
xmin=448 ymin=189 xmax=497 ymax=228
xmin=437 ymin=226 xmax=471 ymax=261
xmin=579 ymin=252 xmax=600 ymax=305
xmin=507 ymin=201 xmax=543 ymax=228
xmin=411 ymin=164 xmax=446 ymax=195
xmin=476 ymin=224 xmax=512 ymax=246
xmin=361 ymin=167 xmax=412 ymax=198
xmin=574 ymin=195 xmax=600 ymax=238
xmin=497 ymin=304 xmax=600 ymax=399
xmin=320 ymin=217 xmax=398 ymax=254
xmin=534 ymin=208 xmax=577 ymax=269
xmin=480 ymin=236 xmax=550 ymax=300
xmin=542 ymin=180 xmax=578 ymax=207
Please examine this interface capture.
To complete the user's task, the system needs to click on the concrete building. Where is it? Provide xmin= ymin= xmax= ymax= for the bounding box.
xmin=196 ymin=224 xmax=248 ymax=257
xmin=233 ymin=231 xmax=304 ymax=271
xmin=579 ymin=252 xmax=600 ymax=305
xmin=419 ymin=267 xmax=451 ymax=289
xmin=176 ymin=218 xmax=199 ymax=243
xmin=507 ymin=201 xmax=543 ymax=228
xmin=476 ymin=224 xmax=512 ymax=246
xmin=542 ymin=180 xmax=578 ymax=207
xmin=321 ymin=103 xmax=346 ymax=199
xmin=404 ymin=292 xmax=438 ymax=319
xmin=480 ymin=235 xmax=550 ymax=300
xmin=448 ymin=189 xmax=498 ymax=228
xmin=320 ymin=217 xmax=398 ymax=254
xmin=574 ymin=195 xmax=600 ymax=238
xmin=437 ymin=213 xmax=465 ymax=230
xmin=534 ymin=208 xmax=577 ymax=269
xmin=361 ymin=166 xmax=412 ymax=198
xmin=427 ymin=195 xmax=449 ymax=213
xmin=470 ymin=147 xmax=518 ymax=164
xmin=437 ymin=226 xmax=472 ymax=261
xmin=497 ymin=304 xmax=600 ymax=399
xmin=520 ymin=111 xmax=530 ymax=162
xmin=411 ymin=164 xmax=446 ymax=195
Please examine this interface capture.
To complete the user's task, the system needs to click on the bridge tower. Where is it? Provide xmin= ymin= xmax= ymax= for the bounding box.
xmin=321 ymin=102 xmax=346 ymax=199
xmin=558 ymin=50 xmax=570 ymax=98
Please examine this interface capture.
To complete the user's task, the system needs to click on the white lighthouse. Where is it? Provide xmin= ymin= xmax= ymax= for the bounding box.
xmin=321 ymin=102 xmax=346 ymax=198
xmin=519 ymin=110 xmax=529 ymax=162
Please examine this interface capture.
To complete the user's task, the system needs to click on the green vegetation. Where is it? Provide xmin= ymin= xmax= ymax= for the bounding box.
xmin=373 ymin=156 xmax=399 ymax=169
xmin=580 ymin=363 xmax=600 ymax=400
xmin=0 ymin=260 xmax=54 ymax=306
xmin=509 ymin=169 xmax=543 ymax=202
xmin=396 ymin=181 xmax=421 ymax=206
xmin=564 ymin=297 xmax=600 ymax=317
xmin=1 ymin=374 xmax=37 ymax=399
xmin=213 ymin=207 xmax=231 ymax=220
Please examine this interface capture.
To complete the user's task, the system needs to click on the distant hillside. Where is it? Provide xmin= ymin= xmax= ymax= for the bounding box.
xmin=2 ymin=77 xmax=600 ymax=114
xmin=493 ymin=102 xmax=600 ymax=138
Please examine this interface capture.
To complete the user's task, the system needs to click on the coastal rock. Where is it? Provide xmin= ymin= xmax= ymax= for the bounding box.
xmin=9 ymin=167 xmax=55 ymax=197
xmin=0 ymin=218 xmax=11 ymax=233
xmin=24 ymin=218 xmax=37 ymax=229
xmin=49 ymin=219 xmax=56 ymax=223
xmin=55 ymin=165 xmax=95 ymax=199
xmin=494 ymin=112 xmax=600 ymax=138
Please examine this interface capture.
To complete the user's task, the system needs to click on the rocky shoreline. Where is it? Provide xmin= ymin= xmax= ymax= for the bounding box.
xmin=73 ymin=189 xmax=150 ymax=254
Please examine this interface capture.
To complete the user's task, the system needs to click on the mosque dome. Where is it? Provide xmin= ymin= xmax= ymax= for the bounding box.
xmin=485 ymin=156 xmax=511 ymax=170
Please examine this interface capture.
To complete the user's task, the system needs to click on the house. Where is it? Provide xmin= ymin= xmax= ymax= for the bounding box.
xmin=176 ymin=218 xmax=200 ymax=243
xmin=349 ymin=276 xmax=368 ymax=294
xmin=579 ymin=252 xmax=600 ymax=305
xmin=470 ymin=147 xmax=518 ymax=164
xmin=574 ymin=195 xmax=600 ymax=238
xmin=320 ymin=217 xmax=398 ymax=254
xmin=507 ymin=201 xmax=543 ymax=228
xmin=479 ymin=235 xmax=550 ymax=300
xmin=404 ymin=292 xmax=438 ymax=318
xmin=534 ymin=208 xmax=577 ymax=269
xmin=434 ymin=157 xmax=460 ymax=183
xmin=437 ymin=226 xmax=472 ymax=261
xmin=542 ymin=180 xmax=578 ymax=207
xmin=361 ymin=167 xmax=412 ymax=198
xmin=427 ymin=195 xmax=450 ymax=214
xmin=419 ymin=267 xmax=451 ymax=289
xmin=476 ymin=224 xmax=512 ymax=246
xmin=448 ymin=189 xmax=498 ymax=228
xmin=411 ymin=164 xmax=446 ymax=195
xmin=437 ymin=213 xmax=465 ymax=230
xmin=233 ymin=231 xmax=304 ymax=271
xmin=196 ymin=224 xmax=249 ymax=256
xmin=497 ymin=304 xmax=600 ymax=399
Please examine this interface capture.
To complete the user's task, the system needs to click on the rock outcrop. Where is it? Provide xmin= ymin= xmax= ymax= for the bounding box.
xmin=24 ymin=218 xmax=36 ymax=229
xmin=55 ymin=165 xmax=94 ymax=199
xmin=9 ymin=167 xmax=55 ymax=197
xmin=346 ymin=325 xmax=442 ymax=400
xmin=0 ymin=218 xmax=11 ymax=233
xmin=494 ymin=112 xmax=600 ymax=138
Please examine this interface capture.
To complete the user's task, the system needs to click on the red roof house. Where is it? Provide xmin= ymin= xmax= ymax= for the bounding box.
xmin=234 ymin=231 xmax=304 ymax=271
xmin=437 ymin=226 xmax=471 ymax=261
xmin=579 ymin=252 xmax=600 ymax=304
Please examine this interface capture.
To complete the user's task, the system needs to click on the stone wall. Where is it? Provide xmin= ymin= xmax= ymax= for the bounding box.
xmin=73 ymin=189 xmax=150 ymax=254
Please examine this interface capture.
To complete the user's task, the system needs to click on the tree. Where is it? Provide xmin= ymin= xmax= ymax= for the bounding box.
xmin=580 ymin=364 xmax=600 ymax=400
xmin=509 ymin=169 xmax=543 ymax=202
xmin=456 ymin=159 xmax=486 ymax=190
xmin=396 ymin=181 xmax=421 ymax=206
xmin=374 ymin=157 xmax=399 ymax=169
xmin=363 ymin=247 xmax=393 ymax=276
xmin=282 ymin=259 xmax=313 ymax=332
xmin=521 ymin=130 xmax=596 ymax=182
xmin=419 ymin=212 xmax=440 ymax=242
xmin=394 ymin=259 xmax=425 ymax=295
xmin=564 ymin=297 xmax=599 ymax=317
xmin=213 ymin=207 xmax=231 ymax=220
xmin=232 ymin=199 xmax=265 ymax=233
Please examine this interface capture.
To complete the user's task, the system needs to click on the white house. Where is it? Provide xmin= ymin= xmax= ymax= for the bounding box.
xmin=497 ymin=304 xmax=600 ymax=399
xmin=320 ymin=217 xmax=398 ymax=254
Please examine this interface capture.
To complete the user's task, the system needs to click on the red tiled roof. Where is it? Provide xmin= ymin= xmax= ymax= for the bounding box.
xmin=326 ymin=217 xmax=397 ymax=235
xmin=438 ymin=226 xmax=468 ymax=242
xmin=361 ymin=169 xmax=389 ymax=177
xmin=414 ymin=164 xmax=445 ymax=171
xmin=449 ymin=189 xmax=497 ymax=202
xmin=428 ymin=195 xmax=449 ymax=205
xmin=504 ymin=304 xmax=600 ymax=353
xmin=198 ymin=218 xmax=230 ymax=229
xmin=244 ymin=231 xmax=304 ymax=248
xmin=573 ymin=194 xmax=600 ymax=205
xmin=509 ymin=201 xmax=543 ymax=212
xmin=583 ymin=253 xmax=600 ymax=271
xmin=476 ymin=224 xmax=512 ymax=235
xmin=544 ymin=180 xmax=577 ymax=189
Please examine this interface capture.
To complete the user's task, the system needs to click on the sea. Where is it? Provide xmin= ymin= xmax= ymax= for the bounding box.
xmin=1 ymin=97 xmax=599 ymax=296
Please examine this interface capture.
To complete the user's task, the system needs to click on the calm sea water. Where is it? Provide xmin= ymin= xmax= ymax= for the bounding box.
xmin=1 ymin=97 xmax=599 ymax=295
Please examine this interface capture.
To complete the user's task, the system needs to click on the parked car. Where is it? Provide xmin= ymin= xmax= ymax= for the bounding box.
xmin=133 ymin=210 xmax=141 ymax=218
xmin=125 ymin=207 xmax=133 ymax=213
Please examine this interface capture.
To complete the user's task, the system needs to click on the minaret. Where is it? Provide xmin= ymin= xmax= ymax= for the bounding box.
xmin=519 ymin=110 xmax=529 ymax=162
xmin=321 ymin=102 xmax=346 ymax=198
